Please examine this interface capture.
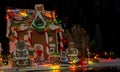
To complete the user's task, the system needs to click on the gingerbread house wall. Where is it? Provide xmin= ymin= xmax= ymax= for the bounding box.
xmin=18 ymin=29 xmax=58 ymax=59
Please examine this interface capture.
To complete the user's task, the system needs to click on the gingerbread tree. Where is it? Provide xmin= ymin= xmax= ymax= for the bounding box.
xmin=13 ymin=40 xmax=31 ymax=67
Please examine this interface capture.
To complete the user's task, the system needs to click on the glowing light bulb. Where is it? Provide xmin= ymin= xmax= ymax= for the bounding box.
xmin=20 ymin=11 xmax=27 ymax=17
xmin=7 ymin=9 xmax=12 ymax=12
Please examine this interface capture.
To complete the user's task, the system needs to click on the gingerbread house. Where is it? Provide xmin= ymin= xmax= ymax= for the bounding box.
xmin=6 ymin=4 xmax=64 ymax=61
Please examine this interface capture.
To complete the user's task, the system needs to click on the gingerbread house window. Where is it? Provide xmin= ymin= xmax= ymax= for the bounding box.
xmin=49 ymin=44 xmax=55 ymax=54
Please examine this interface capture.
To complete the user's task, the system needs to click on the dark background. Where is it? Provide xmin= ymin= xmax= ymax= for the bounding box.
xmin=0 ymin=0 xmax=118 ymax=57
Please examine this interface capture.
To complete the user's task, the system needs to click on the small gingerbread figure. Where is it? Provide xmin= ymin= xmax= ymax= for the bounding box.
xmin=66 ymin=42 xmax=79 ymax=63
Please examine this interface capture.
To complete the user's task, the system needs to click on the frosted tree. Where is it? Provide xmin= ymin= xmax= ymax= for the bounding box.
xmin=70 ymin=24 xmax=90 ymax=59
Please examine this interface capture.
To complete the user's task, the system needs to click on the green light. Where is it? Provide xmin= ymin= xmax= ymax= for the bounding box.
xmin=58 ymin=20 xmax=62 ymax=24
xmin=72 ymin=57 xmax=79 ymax=63
xmin=2 ymin=61 xmax=8 ymax=65
xmin=58 ymin=42 xmax=60 ymax=45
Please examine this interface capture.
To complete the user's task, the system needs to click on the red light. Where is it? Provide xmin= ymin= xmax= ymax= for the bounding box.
xmin=70 ymin=65 xmax=76 ymax=71
xmin=81 ymin=61 xmax=87 ymax=65
xmin=6 ymin=16 xmax=10 ymax=21
xmin=108 ymin=57 xmax=112 ymax=60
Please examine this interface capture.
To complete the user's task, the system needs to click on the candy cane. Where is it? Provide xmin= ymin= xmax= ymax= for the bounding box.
xmin=6 ymin=15 xmax=11 ymax=37
xmin=13 ymin=28 xmax=19 ymax=43
xmin=45 ymin=31 xmax=50 ymax=59
xmin=59 ymin=29 xmax=64 ymax=51
xmin=28 ymin=29 xmax=32 ymax=47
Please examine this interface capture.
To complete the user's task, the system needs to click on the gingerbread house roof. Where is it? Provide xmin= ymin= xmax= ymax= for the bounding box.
xmin=6 ymin=4 xmax=63 ymax=37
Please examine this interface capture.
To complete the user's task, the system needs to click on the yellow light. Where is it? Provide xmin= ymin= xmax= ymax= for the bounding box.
xmin=94 ymin=54 xmax=99 ymax=59
xmin=104 ymin=51 xmax=108 ymax=55
xmin=7 ymin=9 xmax=12 ymax=12
xmin=0 ymin=58 xmax=2 ymax=61
xmin=51 ymin=65 xmax=60 ymax=69
xmin=51 ymin=70 xmax=60 ymax=72
xmin=88 ymin=61 xmax=94 ymax=64
xmin=110 ymin=51 xmax=114 ymax=55
xmin=20 ymin=11 xmax=27 ymax=17
xmin=44 ymin=27 xmax=50 ymax=31
xmin=44 ymin=12 xmax=52 ymax=18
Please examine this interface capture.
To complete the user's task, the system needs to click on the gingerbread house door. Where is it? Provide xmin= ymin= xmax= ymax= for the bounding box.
xmin=34 ymin=44 xmax=44 ymax=61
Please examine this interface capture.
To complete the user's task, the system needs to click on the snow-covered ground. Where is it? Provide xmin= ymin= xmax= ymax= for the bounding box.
xmin=0 ymin=58 xmax=120 ymax=72
xmin=87 ymin=58 xmax=120 ymax=67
